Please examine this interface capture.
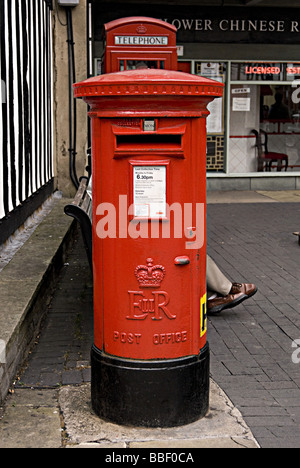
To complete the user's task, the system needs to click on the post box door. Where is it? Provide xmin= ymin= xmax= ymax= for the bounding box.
xmin=93 ymin=116 xmax=207 ymax=362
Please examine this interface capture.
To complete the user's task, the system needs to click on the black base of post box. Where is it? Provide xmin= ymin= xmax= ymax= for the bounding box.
xmin=91 ymin=343 xmax=210 ymax=428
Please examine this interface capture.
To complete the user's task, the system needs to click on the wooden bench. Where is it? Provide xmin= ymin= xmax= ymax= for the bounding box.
xmin=64 ymin=177 xmax=93 ymax=271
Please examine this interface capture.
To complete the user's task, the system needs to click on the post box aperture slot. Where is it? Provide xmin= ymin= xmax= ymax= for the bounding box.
xmin=117 ymin=134 xmax=182 ymax=150
xmin=112 ymin=122 xmax=187 ymax=158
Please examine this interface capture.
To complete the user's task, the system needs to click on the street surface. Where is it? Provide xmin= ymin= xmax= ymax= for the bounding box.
xmin=3 ymin=195 xmax=300 ymax=448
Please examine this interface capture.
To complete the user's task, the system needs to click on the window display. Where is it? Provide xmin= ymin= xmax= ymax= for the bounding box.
xmin=230 ymin=62 xmax=300 ymax=173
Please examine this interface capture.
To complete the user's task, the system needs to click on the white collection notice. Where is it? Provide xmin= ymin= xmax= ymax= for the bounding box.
xmin=133 ymin=166 xmax=167 ymax=218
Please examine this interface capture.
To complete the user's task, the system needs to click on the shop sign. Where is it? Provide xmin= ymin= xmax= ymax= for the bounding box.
xmin=162 ymin=15 xmax=300 ymax=44
xmin=232 ymin=63 xmax=300 ymax=81
xmin=245 ymin=66 xmax=281 ymax=75
xmin=232 ymin=88 xmax=250 ymax=94
xmin=94 ymin=6 xmax=300 ymax=45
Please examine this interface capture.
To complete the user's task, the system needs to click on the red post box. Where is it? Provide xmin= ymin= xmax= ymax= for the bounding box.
xmin=102 ymin=17 xmax=178 ymax=73
xmin=74 ymin=69 xmax=223 ymax=427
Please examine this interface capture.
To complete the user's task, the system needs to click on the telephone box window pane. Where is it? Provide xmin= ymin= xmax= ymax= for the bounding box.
xmin=126 ymin=60 xmax=160 ymax=70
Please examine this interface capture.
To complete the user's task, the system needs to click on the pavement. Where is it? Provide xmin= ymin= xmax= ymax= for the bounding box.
xmin=0 ymin=190 xmax=299 ymax=449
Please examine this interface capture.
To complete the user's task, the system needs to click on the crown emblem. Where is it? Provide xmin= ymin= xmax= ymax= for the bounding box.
xmin=135 ymin=258 xmax=166 ymax=288
xmin=136 ymin=25 xmax=147 ymax=34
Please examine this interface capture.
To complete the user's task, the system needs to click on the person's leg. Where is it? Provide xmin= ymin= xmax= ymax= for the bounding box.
xmin=206 ymin=256 xmax=257 ymax=315
xmin=207 ymin=255 xmax=232 ymax=298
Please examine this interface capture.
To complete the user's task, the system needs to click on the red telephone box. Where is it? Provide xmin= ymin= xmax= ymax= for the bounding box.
xmin=102 ymin=17 xmax=178 ymax=73
xmin=74 ymin=68 xmax=224 ymax=427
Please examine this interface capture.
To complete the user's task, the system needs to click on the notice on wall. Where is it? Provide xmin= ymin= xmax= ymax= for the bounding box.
xmin=232 ymin=97 xmax=251 ymax=112
xmin=133 ymin=166 xmax=167 ymax=218
xmin=207 ymin=93 xmax=224 ymax=133
xmin=197 ymin=65 xmax=224 ymax=134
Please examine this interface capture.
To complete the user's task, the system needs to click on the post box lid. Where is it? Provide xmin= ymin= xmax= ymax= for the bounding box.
xmin=73 ymin=69 xmax=224 ymax=100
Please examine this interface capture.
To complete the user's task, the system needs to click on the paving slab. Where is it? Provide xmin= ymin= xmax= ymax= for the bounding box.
xmin=207 ymin=190 xmax=277 ymax=204
xmin=257 ymin=190 xmax=300 ymax=203
xmin=0 ymin=197 xmax=74 ymax=403
xmin=59 ymin=380 xmax=259 ymax=449
xmin=207 ymin=189 xmax=300 ymax=204
xmin=0 ymin=389 xmax=62 ymax=448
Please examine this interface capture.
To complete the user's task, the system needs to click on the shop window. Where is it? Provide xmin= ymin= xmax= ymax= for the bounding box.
xmin=229 ymin=62 xmax=300 ymax=173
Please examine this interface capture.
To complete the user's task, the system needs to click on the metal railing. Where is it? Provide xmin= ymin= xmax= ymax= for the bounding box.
xmin=0 ymin=0 xmax=53 ymax=242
